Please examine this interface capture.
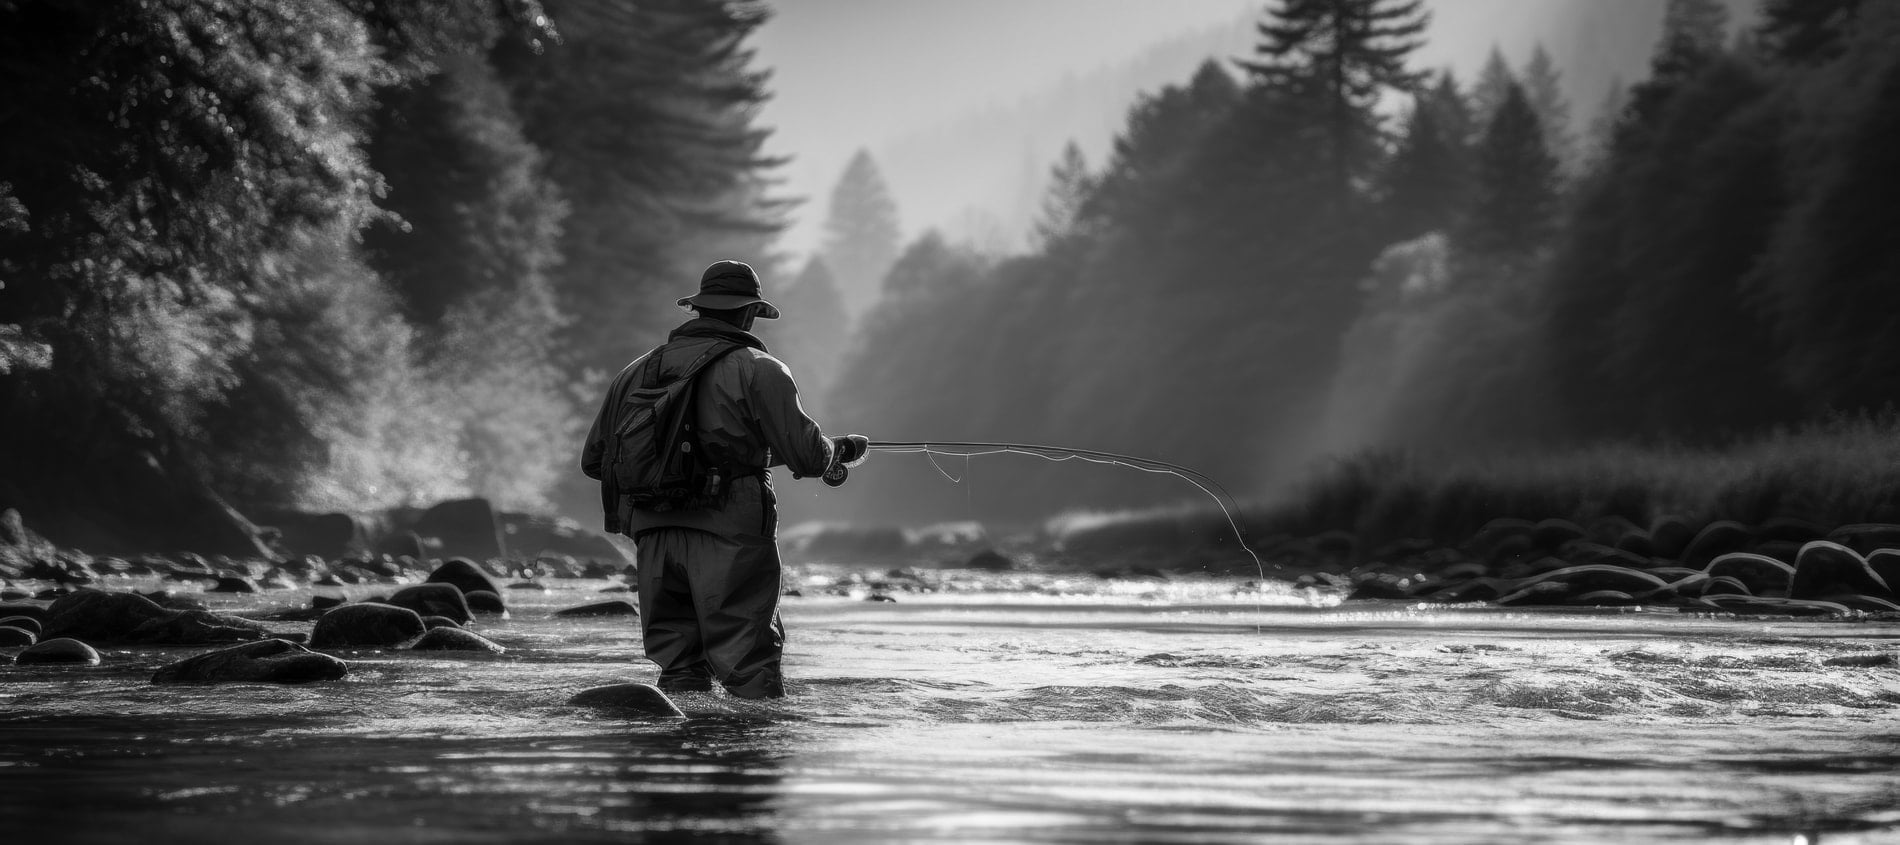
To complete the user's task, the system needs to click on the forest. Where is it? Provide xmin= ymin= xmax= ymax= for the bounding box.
xmin=2 ymin=0 xmax=1897 ymax=551
xmin=0 ymin=0 xmax=784 ymax=550
xmin=815 ymin=0 xmax=1900 ymax=531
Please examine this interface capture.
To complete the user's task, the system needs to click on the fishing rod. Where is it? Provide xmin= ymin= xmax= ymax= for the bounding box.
xmin=822 ymin=439 xmax=1272 ymax=575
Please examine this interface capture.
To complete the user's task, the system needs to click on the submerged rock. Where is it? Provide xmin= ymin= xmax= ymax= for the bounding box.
xmin=152 ymin=639 xmax=348 ymax=684
xmin=384 ymin=583 xmax=473 ymax=624
xmin=1790 ymin=541 xmax=1893 ymax=600
xmin=1703 ymin=553 xmax=1795 ymax=597
xmin=17 ymin=637 xmax=100 ymax=665
xmin=568 ymin=682 xmax=684 ymax=717
xmin=408 ymin=627 xmax=505 ymax=653
xmin=554 ymin=600 xmax=637 ymax=618
xmin=209 ymin=576 xmax=259 ymax=594
xmin=423 ymin=557 xmax=501 ymax=598
xmin=463 ymin=590 xmax=506 ymax=614
xmin=42 ymin=589 xmax=269 ymax=645
xmin=310 ymin=603 xmax=425 ymax=648
xmin=1822 ymin=652 xmax=1899 ymax=668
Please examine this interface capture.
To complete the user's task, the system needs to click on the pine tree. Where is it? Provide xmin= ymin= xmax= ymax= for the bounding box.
xmin=1031 ymin=141 xmax=1095 ymax=248
xmin=1238 ymin=0 xmax=1430 ymax=193
xmin=761 ymin=256 xmax=849 ymax=406
xmin=1422 ymin=69 xmax=1476 ymax=152
xmin=1521 ymin=44 xmax=1575 ymax=174
xmin=1468 ymin=46 xmax=1517 ymax=139
xmin=496 ymin=0 xmax=788 ymax=378
xmin=1382 ymin=90 xmax=1470 ymax=242
xmin=820 ymin=149 xmax=903 ymax=319
xmin=1758 ymin=0 xmax=1864 ymax=65
xmin=1459 ymin=82 xmax=1560 ymax=260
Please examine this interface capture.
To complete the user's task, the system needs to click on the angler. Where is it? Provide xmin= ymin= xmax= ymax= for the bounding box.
xmin=581 ymin=259 xmax=868 ymax=700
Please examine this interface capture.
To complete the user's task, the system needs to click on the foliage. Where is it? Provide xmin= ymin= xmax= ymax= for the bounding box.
xmin=819 ymin=149 xmax=902 ymax=320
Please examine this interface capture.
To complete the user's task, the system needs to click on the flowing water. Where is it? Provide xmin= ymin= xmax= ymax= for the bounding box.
xmin=3 ymin=571 xmax=1899 ymax=843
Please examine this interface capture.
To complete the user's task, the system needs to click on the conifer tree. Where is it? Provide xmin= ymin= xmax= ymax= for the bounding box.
xmin=1031 ymin=141 xmax=1095 ymax=248
xmin=1382 ymin=91 xmax=1470 ymax=242
xmin=1459 ymin=82 xmax=1560 ymax=260
xmin=496 ymin=0 xmax=788 ymax=378
xmin=820 ymin=149 xmax=903 ymax=318
xmin=1468 ymin=46 xmax=1517 ymax=138
xmin=1238 ymin=0 xmax=1430 ymax=193
xmin=1758 ymin=0 xmax=1863 ymax=65
xmin=1521 ymin=44 xmax=1575 ymax=173
xmin=762 ymin=256 xmax=849 ymax=406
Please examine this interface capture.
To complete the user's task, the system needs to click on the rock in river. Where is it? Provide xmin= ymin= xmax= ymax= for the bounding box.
xmin=17 ymin=637 xmax=100 ymax=665
xmin=568 ymin=683 xmax=684 ymax=717
xmin=152 ymin=639 xmax=348 ymax=684
xmin=463 ymin=590 xmax=507 ymax=614
xmin=0 ymin=625 xmax=35 ymax=647
xmin=408 ymin=627 xmax=505 ymax=654
xmin=310 ymin=603 xmax=425 ymax=648
xmin=384 ymin=584 xmax=473 ymax=625
xmin=42 ymin=589 xmax=269 ymax=645
xmin=554 ymin=600 xmax=638 ymax=618
xmin=424 ymin=557 xmax=502 ymax=598
xmin=0 ymin=615 xmax=41 ymax=636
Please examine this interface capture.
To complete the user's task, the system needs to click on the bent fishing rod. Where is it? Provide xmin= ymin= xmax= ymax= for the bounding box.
xmin=823 ymin=439 xmax=1273 ymax=574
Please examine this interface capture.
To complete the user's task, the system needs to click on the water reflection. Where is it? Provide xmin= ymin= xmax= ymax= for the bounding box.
xmin=596 ymin=714 xmax=789 ymax=842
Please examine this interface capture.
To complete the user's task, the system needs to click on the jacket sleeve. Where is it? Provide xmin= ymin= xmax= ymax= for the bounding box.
xmin=749 ymin=353 xmax=835 ymax=478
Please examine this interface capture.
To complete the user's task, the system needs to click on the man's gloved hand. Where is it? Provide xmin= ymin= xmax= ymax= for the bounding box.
xmin=831 ymin=434 xmax=870 ymax=468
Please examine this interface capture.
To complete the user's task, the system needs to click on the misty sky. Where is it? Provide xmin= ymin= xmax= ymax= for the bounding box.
xmin=755 ymin=1 xmax=1738 ymax=259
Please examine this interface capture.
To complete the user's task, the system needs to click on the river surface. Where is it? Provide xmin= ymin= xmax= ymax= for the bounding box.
xmin=3 ymin=571 xmax=1899 ymax=843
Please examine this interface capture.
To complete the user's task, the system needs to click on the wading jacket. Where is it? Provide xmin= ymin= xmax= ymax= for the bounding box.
xmin=581 ymin=317 xmax=835 ymax=542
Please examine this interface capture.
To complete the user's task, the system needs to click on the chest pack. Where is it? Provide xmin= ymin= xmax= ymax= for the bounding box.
xmin=605 ymin=341 xmax=744 ymax=517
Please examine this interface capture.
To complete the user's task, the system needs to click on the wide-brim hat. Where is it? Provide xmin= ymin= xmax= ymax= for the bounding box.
xmin=677 ymin=259 xmax=780 ymax=319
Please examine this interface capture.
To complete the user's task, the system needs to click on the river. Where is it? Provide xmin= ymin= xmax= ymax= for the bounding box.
xmin=3 ymin=570 xmax=1898 ymax=843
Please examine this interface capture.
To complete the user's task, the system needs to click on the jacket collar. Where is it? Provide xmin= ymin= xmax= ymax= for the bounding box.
xmin=670 ymin=317 xmax=768 ymax=352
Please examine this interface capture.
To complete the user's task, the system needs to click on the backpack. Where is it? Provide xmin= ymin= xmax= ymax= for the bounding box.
xmin=601 ymin=340 xmax=744 ymax=528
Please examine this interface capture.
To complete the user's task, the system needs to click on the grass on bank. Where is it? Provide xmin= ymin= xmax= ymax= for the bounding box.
xmin=1050 ymin=413 xmax=1900 ymax=562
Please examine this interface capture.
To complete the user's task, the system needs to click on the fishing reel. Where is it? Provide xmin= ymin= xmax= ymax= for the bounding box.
xmin=822 ymin=462 xmax=849 ymax=487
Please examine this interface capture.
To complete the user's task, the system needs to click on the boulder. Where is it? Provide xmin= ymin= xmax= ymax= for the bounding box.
xmin=1755 ymin=517 xmax=1829 ymax=544
xmin=1790 ymin=541 xmax=1893 ymax=600
xmin=1697 ymin=575 xmax=1755 ymax=597
xmin=1703 ymin=553 xmax=1795 ymax=597
xmin=1682 ymin=520 xmax=1752 ymax=566
xmin=506 ymin=581 xmax=547 ymax=591
xmin=310 ymin=603 xmax=425 ymax=648
xmin=383 ymin=584 xmax=473 ymax=625
xmin=1647 ymin=515 xmax=1695 ymax=560
xmin=0 ymin=614 xmax=42 ymax=635
xmin=413 ymin=498 xmax=505 ymax=561
xmin=373 ymin=531 xmax=427 ymax=566
xmin=209 ymin=576 xmax=259 ymax=594
xmin=311 ymin=595 xmax=347 ymax=610
xmin=1571 ymin=589 xmax=1638 ymax=606
xmin=0 ymin=603 xmax=47 ymax=623
xmin=1822 ymin=652 xmax=1898 ymax=668
xmin=258 ymin=511 xmax=365 ymax=561
xmin=499 ymin=512 xmax=632 ymax=564
xmin=1827 ymin=523 xmax=1900 ymax=555
xmin=567 ymin=683 xmax=684 ymax=717
xmin=1531 ymin=518 xmax=1586 ymax=550
xmin=1868 ymin=550 xmax=1900 ymax=595
xmin=408 ymin=628 xmax=505 ymax=653
xmin=1519 ymin=564 xmax=1670 ymax=597
xmin=962 ymin=549 xmax=1014 ymax=571
xmin=42 ymin=589 xmax=268 ymax=645
xmin=420 ymin=615 xmax=461 ymax=629
xmin=17 ymin=637 xmax=100 ymax=665
xmin=423 ymin=558 xmax=501 ymax=598
xmin=463 ymin=590 xmax=506 ymax=614
xmin=554 ymin=600 xmax=638 ymax=618
xmin=0 ymin=626 xmax=35 ymax=646
xmin=152 ymin=639 xmax=348 ymax=684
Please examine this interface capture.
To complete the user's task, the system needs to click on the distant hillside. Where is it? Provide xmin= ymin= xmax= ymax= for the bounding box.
xmin=870 ymin=0 xmax=1758 ymax=258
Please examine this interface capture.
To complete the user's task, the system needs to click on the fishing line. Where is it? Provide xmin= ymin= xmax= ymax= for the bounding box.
xmin=866 ymin=440 xmax=1275 ymax=580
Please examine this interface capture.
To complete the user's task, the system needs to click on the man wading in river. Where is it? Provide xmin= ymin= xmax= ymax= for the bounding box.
xmin=581 ymin=259 xmax=867 ymax=699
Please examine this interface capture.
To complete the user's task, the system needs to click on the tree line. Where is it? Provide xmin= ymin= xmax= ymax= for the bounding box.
xmin=819 ymin=0 xmax=1896 ymax=525
xmin=0 ymin=0 xmax=782 ymax=549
